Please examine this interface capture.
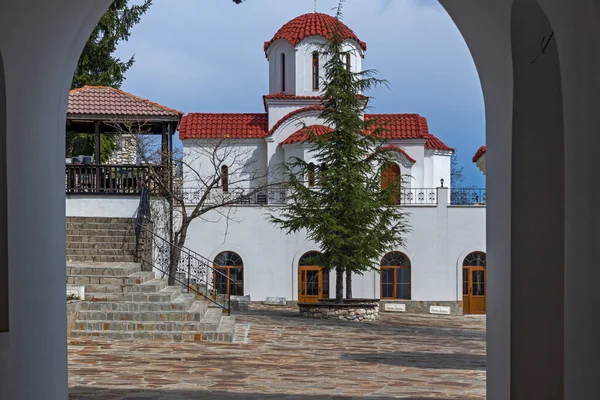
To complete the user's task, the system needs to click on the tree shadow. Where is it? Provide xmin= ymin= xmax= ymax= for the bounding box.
xmin=341 ymin=351 xmax=486 ymax=371
xmin=69 ymin=387 xmax=456 ymax=400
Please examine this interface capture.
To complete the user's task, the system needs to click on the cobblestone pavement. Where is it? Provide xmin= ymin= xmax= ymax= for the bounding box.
xmin=68 ymin=304 xmax=486 ymax=399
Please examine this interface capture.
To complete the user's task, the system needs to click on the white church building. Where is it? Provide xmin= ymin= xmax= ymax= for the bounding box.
xmin=175 ymin=12 xmax=487 ymax=315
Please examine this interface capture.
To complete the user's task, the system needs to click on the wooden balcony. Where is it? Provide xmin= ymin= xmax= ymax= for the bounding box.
xmin=65 ymin=165 xmax=159 ymax=195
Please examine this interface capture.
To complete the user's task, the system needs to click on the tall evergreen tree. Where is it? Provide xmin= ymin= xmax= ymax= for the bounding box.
xmin=271 ymin=1 xmax=410 ymax=303
xmin=68 ymin=0 xmax=152 ymax=162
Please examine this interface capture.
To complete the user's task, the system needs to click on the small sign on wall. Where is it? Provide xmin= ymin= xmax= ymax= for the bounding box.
xmin=384 ymin=303 xmax=406 ymax=312
xmin=430 ymin=305 xmax=451 ymax=315
xmin=67 ymin=285 xmax=85 ymax=300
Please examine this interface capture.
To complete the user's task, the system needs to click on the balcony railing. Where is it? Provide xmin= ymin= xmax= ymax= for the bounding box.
xmin=66 ymin=165 xmax=158 ymax=195
xmin=450 ymin=188 xmax=486 ymax=205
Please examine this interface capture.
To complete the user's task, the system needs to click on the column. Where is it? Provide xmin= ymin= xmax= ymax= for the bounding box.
xmin=0 ymin=1 xmax=112 ymax=399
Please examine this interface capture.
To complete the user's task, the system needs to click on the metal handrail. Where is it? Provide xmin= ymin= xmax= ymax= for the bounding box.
xmin=135 ymin=223 xmax=233 ymax=315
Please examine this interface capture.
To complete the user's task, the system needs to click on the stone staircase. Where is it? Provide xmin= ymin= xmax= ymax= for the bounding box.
xmin=66 ymin=217 xmax=236 ymax=342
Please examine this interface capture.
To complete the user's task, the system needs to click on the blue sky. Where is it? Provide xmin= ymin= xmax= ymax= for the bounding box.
xmin=115 ymin=0 xmax=485 ymax=187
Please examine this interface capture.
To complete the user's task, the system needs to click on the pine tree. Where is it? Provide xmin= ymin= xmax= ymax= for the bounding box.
xmin=271 ymin=1 xmax=410 ymax=303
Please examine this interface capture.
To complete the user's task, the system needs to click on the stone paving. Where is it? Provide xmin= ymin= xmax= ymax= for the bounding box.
xmin=68 ymin=304 xmax=486 ymax=399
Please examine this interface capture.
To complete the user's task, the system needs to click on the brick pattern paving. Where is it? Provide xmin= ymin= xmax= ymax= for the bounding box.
xmin=68 ymin=304 xmax=486 ymax=399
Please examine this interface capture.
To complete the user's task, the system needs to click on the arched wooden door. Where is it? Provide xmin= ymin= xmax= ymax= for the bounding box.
xmin=381 ymin=162 xmax=401 ymax=205
xmin=380 ymin=252 xmax=411 ymax=300
xmin=213 ymin=251 xmax=244 ymax=296
xmin=462 ymin=252 xmax=486 ymax=314
xmin=298 ymin=251 xmax=329 ymax=303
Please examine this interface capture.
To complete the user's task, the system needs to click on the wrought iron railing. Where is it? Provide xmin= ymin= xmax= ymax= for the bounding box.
xmin=66 ymin=164 xmax=160 ymax=194
xmin=400 ymin=188 xmax=437 ymax=205
xmin=450 ymin=188 xmax=486 ymax=205
xmin=133 ymin=187 xmax=233 ymax=314
xmin=177 ymin=187 xmax=290 ymax=206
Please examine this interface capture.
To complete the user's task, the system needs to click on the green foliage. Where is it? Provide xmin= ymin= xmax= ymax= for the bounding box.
xmin=271 ymin=1 xmax=410 ymax=302
xmin=68 ymin=0 xmax=151 ymax=161
xmin=71 ymin=0 xmax=152 ymax=89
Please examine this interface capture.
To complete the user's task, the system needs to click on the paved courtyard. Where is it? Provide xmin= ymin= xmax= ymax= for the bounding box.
xmin=68 ymin=304 xmax=486 ymax=399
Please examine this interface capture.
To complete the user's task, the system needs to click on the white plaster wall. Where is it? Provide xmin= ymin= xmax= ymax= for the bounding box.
xmin=183 ymin=195 xmax=485 ymax=302
xmin=267 ymin=40 xmax=296 ymax=95
xmin=66 ymin=196 xmax=140 ymax=218
xmin=429 ymin=151 xmax=452 ymax=189
xmin=387 ymin=140 xmax=426 ymax=187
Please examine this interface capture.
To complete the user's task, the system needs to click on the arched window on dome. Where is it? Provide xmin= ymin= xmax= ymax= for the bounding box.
xmin=346 ymin=53 xmax=351 ymax=72
xmin=281 ymin=53 xmax=286 ymax=92
xmin=312 ymin=51 xmax=319 ymax=90
xmin=307 ymin=163 xmax=316 ymax=188
xmin=221 ymin=165 xmax=229 ymax=194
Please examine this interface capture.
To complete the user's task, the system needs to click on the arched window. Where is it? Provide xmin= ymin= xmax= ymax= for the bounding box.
xmin=307 ymin=163 xmax=316 ymax=188
xmin=381 ymin=162 xmax=401 ymax=205
xmin=345 ymin=53 xmax=351 ymax=72
xmin=380 ymin=251 xmax=411 ymax=300
xmin=281 ymin=53 xmax=286 ymax=92
xmin=221 ymin=165 xmax=229 ymax=193
xmin=298 ymin=251 xmax=329 ymax=302
xmin=463 ymin=251 xmax=486 ymax=267
xmin=312 ymin=51 xmax=320 ymax=90
xmin=213 ymin=251 xmax=244 ymax=296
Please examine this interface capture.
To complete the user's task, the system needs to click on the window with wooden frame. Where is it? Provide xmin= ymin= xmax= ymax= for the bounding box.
xmin=307 ymin=163 xmax=316 ymax=188
xmin=312 ymin=51 xmax=319 ymax=90
xmin=281 ymin=53 xmax=286 ymax=92
xmin=221 ymin=165 xmax=229 ymax=193
xmin=380 ymin=251 xmax=411 ymax=300
xmin=213 ymin=251 xmax=244 ymax=296
xmin=345 ymin=53 xmax=351 ymax=72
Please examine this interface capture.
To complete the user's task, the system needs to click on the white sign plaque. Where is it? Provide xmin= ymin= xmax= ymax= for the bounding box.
xmin=429 ymin=305 xmax=451 ymax=315
xmin=384 ymin=303 xmax=406 ymax=312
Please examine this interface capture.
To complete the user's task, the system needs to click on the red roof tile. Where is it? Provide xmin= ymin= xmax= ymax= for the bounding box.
xmin=268 ymin=105 xmax=325 ymax=136
xmin=280 ymin=125 xmax=333 ymax=146
xmin=380 ymin=145 xmax=417 ymax=164
xmin=264 ymin=13 xmax=367 ymax=56
xmin=364 ymin=114 xmax=453 ymax=151
xmin=179 ymin=113 xmax=268 ymax=140
xmin=473 ymin=146 xmax=486 ymax=162
xmin=68 ymin=86 xmax=183 ymax=118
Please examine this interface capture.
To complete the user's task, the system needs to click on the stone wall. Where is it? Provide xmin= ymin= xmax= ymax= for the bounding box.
xmin=66 ymin=301 xmax=81 ymax=337
xmin=299 ymin=300 xmax=380 ymax=322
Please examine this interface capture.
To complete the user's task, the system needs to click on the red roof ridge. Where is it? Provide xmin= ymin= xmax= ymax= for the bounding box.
xmin=264 ymin=12 xmax=367 ymax=57
xmin=268 ymin=105 xmax=325 ymax=136
xmin=380 ymin=145 xmax=417 ymax=164
xmin=473 ymin=146 xmax=486 ymax=162
xmin=280 ymin=124 xmax=333 ymax=146
xmin=69 ymin=86 xmax=183 ymax=116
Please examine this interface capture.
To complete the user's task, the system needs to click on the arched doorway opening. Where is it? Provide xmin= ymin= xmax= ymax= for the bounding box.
xmin=298 ymin=251 xmax=329 ymax=303
xmin=213 ymin=251 xmax=244 ymax=296
xmin=380 ymin=251 xmax=411 ymax=300
xmin=381 ymin=162 xmax=401 ymax=205
xmin=462 ymin=251 xmax=486 ymax=314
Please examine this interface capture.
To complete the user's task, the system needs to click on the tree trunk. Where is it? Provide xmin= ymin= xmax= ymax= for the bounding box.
xmin=345 ymin=267 xmax=352 ymax=299
xmin=167 ymin=222 xmax=189 ymax=286
xmin=335 ymin=266 xmax=344 ymax=303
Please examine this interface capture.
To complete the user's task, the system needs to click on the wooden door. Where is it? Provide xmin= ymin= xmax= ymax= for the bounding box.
xmin=381 ymin=163 xmax=401 ymax=205
xmin=463 ymin=266 xmax=486 ymax=314
xmin=298 ymin=266 xmax=329 ymax=303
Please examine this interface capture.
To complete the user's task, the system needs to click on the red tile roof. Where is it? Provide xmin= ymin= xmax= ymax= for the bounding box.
xmin=264 ymin=12 xmax=367 ymax=56
xmin=280 ymin=125 xmax=333 ymax=146
xmin=364 ymin=114 xmax=453 ymax=151
xmin=262 ymin=93 xmax=369 ymax=111
xmin=380 ymin=145 xmax=417 ymax=164
xmin=68 ymin=86 xmax=183 ymax=118
xmin=179 ymin=113 xmax=268 ymax=140
xmin=473 ymin=146 xmax=486 ymax=162
xmin=268 ymin=105 xmax=325 ymax=136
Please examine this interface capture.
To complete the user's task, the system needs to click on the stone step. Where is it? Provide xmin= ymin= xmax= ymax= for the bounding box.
xmin=66 ymin=222 xmax=133 ymax=231
xmin=66 ymin=242 xmax=137 ymax=250
xmin=83 ymin=279 xmax=166 ymax=294
xmin=198 ymin=307 xmax=223 ymax=331
xmin=66 ymin=228 xmax=134 ymax=237
xmin=78 ymin=293 xmax=196 ymax=312
xmin=67 ymin=271 xmax=153 ymax=286
xmin=69 ymin=329 xmax=234 ymax=342
xmin=74 ymin=320 xmax=205 ymax=332
xmin=85 ymin=287 xmax=183 ymax=302
xmin=66 ymin=248 xmax=134 ymax=257
xmin=67 ymin=235 xmax=136 ymax=244
xmin=77 ymin=304 xmax=205 ymax=322
xmin=66 ymin=217 xmax=135 ymax=224
xmin=66 ymin=262 xmax=141 ymax=277
xmin=67 ymin=255 xmax=137 ymax=263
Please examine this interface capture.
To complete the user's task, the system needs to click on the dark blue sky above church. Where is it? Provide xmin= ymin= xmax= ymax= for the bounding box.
xmin=115 ymin=0 xmax=486 ymax=187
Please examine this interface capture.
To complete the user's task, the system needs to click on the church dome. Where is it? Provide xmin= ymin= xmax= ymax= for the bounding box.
xmin=264 ymin=12 xmax=367 ymax=56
